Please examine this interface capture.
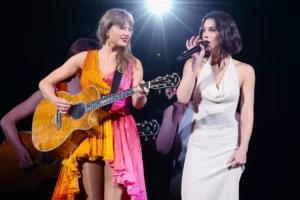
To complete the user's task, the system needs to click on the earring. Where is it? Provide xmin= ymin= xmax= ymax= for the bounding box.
xmin=106 ymin=33 xmax=109 ymax=38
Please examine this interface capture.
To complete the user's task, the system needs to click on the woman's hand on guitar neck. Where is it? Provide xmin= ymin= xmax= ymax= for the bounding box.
xmin=52 ymin=97 xmax=72 ymax=114
xmin=165 ymin=87 xmax=177 ymax=99
xmin=135 ymin=80 xmax=149 ymax=97
xmin=132 ymin=81 xmax=149 ymax=110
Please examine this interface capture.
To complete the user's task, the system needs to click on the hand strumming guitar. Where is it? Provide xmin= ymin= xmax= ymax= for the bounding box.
xmin=51 ymin=97 xmax=72 ymax=114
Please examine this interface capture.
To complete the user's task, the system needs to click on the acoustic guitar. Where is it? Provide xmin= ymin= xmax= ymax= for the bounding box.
xmin=32 ymin=73 xmax=180 ymax=158
xmin=0 ymin=131 xmax=61 ymax=192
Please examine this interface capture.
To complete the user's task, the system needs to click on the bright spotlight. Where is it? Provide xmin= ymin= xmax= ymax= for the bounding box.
xmin=147 ymin=0 xmax=171 ymax=16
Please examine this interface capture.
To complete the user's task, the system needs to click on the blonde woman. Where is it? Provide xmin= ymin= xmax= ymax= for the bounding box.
xmin=39 ymin=8 xmax=148 ymax=200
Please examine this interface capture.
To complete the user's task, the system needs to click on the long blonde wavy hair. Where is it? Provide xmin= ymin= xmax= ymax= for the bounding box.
xmin=97 ymin=8 xmax=137 ymax=74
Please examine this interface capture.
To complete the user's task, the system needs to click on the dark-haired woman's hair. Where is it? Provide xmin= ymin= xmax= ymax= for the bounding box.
xmin=199 ymin=11 xmax=242 ymax=63
xmin=66 ymin=38 xmax=100 ymax=59
xmin=64 ymin=38 xmax=100 ymax=82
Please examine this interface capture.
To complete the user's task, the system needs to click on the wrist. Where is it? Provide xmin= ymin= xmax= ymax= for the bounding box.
xmin=16 ymin=145 xmax=26 ymax=152
xmin=50 ymin=96 xmax=59 ymax=104
xmin=192 ymin=57 xmax=203 ymax=64
xmin=238 ymin=144 xmax=248 ymax=152
xmin=134 ymin=95 xmax=147 ymax=109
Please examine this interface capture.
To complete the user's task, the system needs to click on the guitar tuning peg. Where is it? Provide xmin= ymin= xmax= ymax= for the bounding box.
xmin=152 ymin=136 xmax=156 ymax=140
xmin=145 ymin=136 xmax=149 ymax=141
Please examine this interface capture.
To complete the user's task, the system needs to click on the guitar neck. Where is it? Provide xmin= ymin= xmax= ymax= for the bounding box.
xmin=86 ymin=81 xmax=150 ymax=112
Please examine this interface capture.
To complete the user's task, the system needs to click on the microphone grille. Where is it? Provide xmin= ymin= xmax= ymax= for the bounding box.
xmin=200 ymin=41 xmax=209 ymax=48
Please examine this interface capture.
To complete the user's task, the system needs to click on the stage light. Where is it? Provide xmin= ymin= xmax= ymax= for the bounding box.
xmin=147 ymin=0 xmax=171 ymax=16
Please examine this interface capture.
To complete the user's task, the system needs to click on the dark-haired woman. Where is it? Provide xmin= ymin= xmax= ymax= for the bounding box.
xmin=176 ymin=11 xmax=255 ymax=200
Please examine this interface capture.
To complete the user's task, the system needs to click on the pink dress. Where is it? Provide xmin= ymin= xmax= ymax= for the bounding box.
xmin=104 ymin=62 xmax=147 ymax=200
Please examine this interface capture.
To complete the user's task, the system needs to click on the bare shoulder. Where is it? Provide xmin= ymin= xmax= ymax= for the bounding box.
xmin=72 ymin=51 xmax=89 ymax=60
xmin=132 ymin=58 xmax=143 ymax=80
xmin=233 ymin=59 xmax=255 ymax=77
xmin=134 ymin=58 xmax=143 ymax=70
xmin=69 ymin=51 xmax=89 ymax=69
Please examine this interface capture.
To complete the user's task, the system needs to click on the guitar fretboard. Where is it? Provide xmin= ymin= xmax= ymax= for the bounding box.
xmin=85 ymin=88 xmax=135 ymax=112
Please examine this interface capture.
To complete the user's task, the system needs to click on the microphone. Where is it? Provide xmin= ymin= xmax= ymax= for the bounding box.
xmin=176 ymin=41 xmax=209 ymax=62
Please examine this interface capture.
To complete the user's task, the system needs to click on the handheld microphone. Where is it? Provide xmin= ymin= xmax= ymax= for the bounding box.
xmin=176 ymin=41 xmax=209 ymax=62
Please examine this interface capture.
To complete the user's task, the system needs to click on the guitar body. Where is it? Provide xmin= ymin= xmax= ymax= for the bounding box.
xmin=0 ymin=131 xmax=61 ymax=192
xmin=32 ymin=86 xmax=108 ymax=158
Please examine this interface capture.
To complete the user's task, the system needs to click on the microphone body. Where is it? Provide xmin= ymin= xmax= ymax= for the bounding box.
xmin=176 ymin=41 xmax=209 ymax=61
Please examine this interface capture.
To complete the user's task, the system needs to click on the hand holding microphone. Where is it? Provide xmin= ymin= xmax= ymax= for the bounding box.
xmin=187 ymin=36 xmax=206 ymax=62
xmin=176 ymin=36 xmax=208 ymax=63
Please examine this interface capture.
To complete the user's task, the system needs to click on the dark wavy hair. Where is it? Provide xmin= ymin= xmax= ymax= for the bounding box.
xmin=66 ymin=38 xmax=100 ymax=60
xmin=199 ymin=11 xmax=242 ymax=63
xmin=64 ymin=38 xmax=100 ymax=82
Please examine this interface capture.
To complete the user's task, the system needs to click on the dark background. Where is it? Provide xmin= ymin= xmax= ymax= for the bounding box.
xmin=0 ymin=0 xmax=288 ymax=199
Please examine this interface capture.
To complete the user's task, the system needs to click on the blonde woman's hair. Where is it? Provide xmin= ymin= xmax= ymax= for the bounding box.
xmin=97 ymin=8 xmax=137 ymax=74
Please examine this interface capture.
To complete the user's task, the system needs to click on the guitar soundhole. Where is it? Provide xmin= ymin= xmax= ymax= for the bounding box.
xmin=71 ymin=103 xmax=86 ymax=120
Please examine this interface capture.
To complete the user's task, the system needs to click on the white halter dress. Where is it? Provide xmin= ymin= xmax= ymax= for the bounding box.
xmin=181 ymin=57 xmax=244 ymax=200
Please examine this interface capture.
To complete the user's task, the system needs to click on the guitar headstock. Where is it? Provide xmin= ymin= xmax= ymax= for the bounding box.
xmin=137 ymin=120 xmax=160 ymax=141
xmin=148 ymin=73 xmax=180 ymax=90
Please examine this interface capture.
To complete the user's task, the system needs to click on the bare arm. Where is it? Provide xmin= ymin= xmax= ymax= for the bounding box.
xmin=156 ymin=103 xmax=182 ymax=154
xmin=177 ymin=59 xmax=198 ymax=103
xmin=1 ymin=90 xmax=43 ymax=148
xmin=0 ymin=90 xmax=43 ymax=167
xmin=239 ymin=64 xmax=255 ymax=151
xmin=228 ymin=66 xmax=255 ymax=168
xmin=177 ymin=36 xmax=206 ymax=103
xmin=39 ymin=52 xmax=87 ymax=113
xmin=132 ymin=59 xmax=148 ymax=109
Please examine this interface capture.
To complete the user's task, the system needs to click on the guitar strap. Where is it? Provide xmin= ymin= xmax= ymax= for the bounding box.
xmin=104 ymin=66 xmax=123 ymax=111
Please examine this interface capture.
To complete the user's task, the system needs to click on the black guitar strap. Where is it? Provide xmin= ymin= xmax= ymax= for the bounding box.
xmin=104 ymin=66 xmax=123 ymax=111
